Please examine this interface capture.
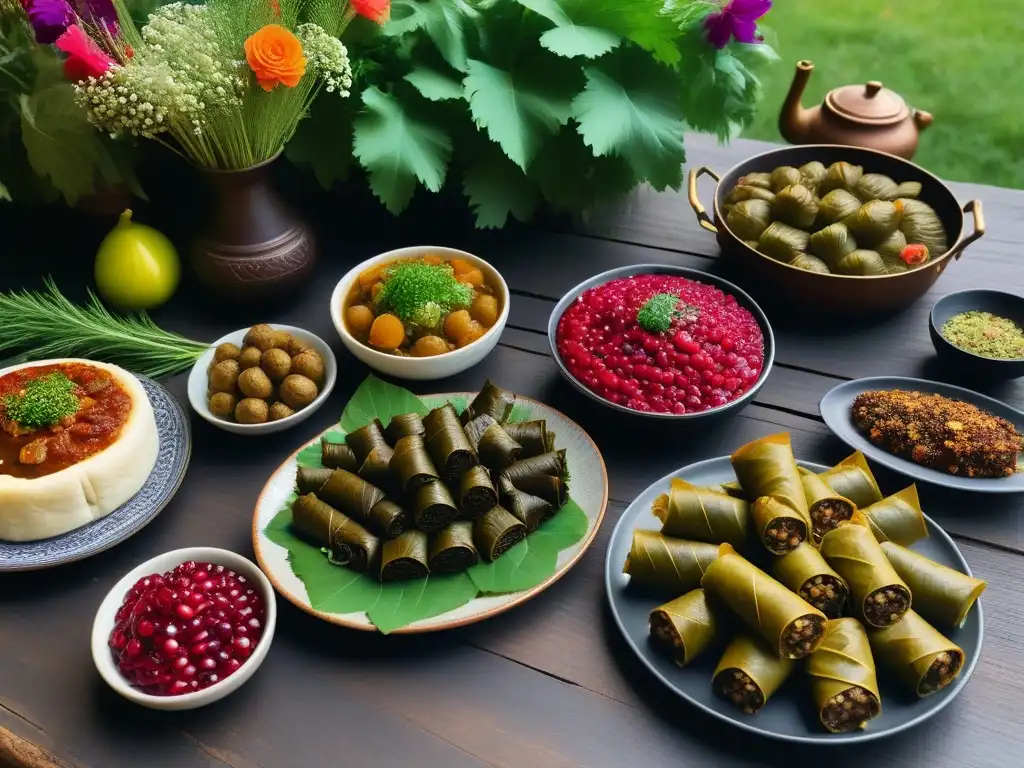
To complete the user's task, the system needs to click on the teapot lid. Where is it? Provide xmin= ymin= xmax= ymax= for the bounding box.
xmin=826 ymin=81 xmax=909 ymax=124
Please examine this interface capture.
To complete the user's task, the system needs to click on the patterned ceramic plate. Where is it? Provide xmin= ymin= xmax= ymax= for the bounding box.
xmin=605 ymin=457 xmax=982 ymax=744
xmin=0 ymin=377 xmax=191 ymax=572
xmin=253 ymin=392 xmax=608 ymax=633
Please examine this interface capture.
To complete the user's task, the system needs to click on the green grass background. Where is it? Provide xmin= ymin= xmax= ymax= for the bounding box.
xmin=743 ymin=0 xmax=1023 ymax=189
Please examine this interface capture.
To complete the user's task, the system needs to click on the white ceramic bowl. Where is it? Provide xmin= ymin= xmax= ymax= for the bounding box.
xmin=187 ymin=325 xmax=337 ymax=435
xmin=329 ymin=246 xmax=510 ymax=380
xmin=91 ymin=547 xmax=276 ymax=711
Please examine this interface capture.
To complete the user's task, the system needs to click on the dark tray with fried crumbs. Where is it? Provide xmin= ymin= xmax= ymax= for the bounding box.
xmin=820 ymin=376 xmax=1024 ymax=493
xmin=605 ymin=457 xmax=982 ymax=745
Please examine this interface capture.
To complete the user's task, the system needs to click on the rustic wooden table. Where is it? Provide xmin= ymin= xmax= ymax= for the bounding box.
xmin=2 ymin=135 xmax=1022 ymax=768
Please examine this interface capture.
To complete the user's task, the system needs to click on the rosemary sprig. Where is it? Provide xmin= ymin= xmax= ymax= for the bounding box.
xmin=0 ymin=278 xmax=210 ymax=378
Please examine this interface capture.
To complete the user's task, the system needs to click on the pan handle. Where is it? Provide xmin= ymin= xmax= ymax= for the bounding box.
xmin=947 ymin=199 xmax=985 ymax=260
xmin=687 ymin=167 xmax=722 ymax=234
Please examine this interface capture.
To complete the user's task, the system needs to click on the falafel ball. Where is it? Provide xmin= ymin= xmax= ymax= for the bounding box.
xmin=286 ymin=336 xmax=311 ymax=356
xmin=280 ymin=374 xmax=319 ymax=410
xmin=238 ymin=345 xmax=263 ymax=369
xmin=214 ymin=343 xmax=241 ymax=363
xmin=235 ymin=398 xmax=269 ymax=424
xmin=208 ymin=359 xmax=241 ymax=394
xmin=209 ymin=392 xmax=238 ymax=420
xmin=268 ymin=401 xmax=296 ymax=421
xmin=238 ymin=366 xmax=274 ymax=399
xmin=260 ymin=348 xmax=293 ymax=382
xmin=243 ymin=323 xmax=276 ymax=352
xmin=272 ymin=330 xmax=294 ymax=350
xmin=291 ymin=349 xmax=325 ymax=383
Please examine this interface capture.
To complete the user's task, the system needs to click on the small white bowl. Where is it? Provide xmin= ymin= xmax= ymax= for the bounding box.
xmin=329 ymin=246 xmax=510 ymax=380
xmin=187 ymin=324 xmax=337 ymax=435
xmin=91 ymin=547 xmax=276 ymax=711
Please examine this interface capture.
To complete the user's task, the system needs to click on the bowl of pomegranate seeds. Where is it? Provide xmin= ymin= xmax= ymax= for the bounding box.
xmin=91 ymin=547 xmax=276 ymax=710
xmin=549 ymin=266 xmax=774 ymax=419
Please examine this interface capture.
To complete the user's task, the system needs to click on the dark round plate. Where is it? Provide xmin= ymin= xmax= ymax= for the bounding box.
xmin=604 ymin=456 xmax=983 ymax=744
xmin=0 ymin=377 xmax=191 ymax=571
xmin=820 ymin=376 xmax=1024 ymax=493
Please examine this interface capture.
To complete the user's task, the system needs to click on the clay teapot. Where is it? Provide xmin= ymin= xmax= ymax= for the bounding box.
xmin=779 ymin=60 xmax=932 ymax=159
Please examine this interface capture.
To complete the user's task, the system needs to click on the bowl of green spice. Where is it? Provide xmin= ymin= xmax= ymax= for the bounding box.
xmin=330 ymin=246 xmax=509 ymax=380
xmin=930 ymin=289 xmax=1024 ymax=378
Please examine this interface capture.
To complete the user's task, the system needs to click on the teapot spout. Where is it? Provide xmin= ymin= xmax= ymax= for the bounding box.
xmin=779 ymin=60 xmax=816 ymax=144
xmin=913 ymin=109 xmax=934 ymax=131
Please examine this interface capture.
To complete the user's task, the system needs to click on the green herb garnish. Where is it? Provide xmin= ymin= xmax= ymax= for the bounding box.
xmin=377 ymin=263 xmax=473 ymax=323
xmin=0 ymin=278 xmax=209 ymax=378
xmin=636 ymin=293 xmax=699 ymax=333
xmin=2 ymin=372 xmax=80 ymax=428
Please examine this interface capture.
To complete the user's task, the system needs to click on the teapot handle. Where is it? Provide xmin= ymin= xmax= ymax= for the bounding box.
xmin=947 ymin=200 xmax=985 ymax=261
xmin=687 ymin=167 xmax=722 ymax=234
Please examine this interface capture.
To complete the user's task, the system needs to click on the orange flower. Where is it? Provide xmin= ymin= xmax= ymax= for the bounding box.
xmin=244 ymin=24 xmax=306 ymax=92
xmin=351 ymin=0 xmax=390 ymax=24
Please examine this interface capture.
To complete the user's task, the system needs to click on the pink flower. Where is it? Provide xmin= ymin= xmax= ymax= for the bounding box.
xmin=704 ymin=0 xmax=771 ymax=50
xmin=55 ymin=25 xmax=115 ymax=82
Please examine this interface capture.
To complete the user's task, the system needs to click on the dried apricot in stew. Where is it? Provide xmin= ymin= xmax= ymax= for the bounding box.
xmin=460 ymin=268 xmax=484 ymax=287
xmin=449 ymin=259 xmax=474 ymax=276
xmin=347 ymin=304 xmax=374 ymax=336
xmin=444 ymin=310 xmax=474 ymax=343
xmin=412 ymin=336 xmax=449 ymax=357
xmin=422 ymin=254 xmax=443 ymax=266
xmin=359 ymin=265 xmax=384 ymax=293
xmin=458 ymin=322 xmax=487 ymax=348
xmin=471 ymin=294 xmax=499 ymax=327
xmin=370 ymin=314 xmax=405 ymax=350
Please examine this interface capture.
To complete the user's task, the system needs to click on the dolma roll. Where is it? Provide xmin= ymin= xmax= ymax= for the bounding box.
xmin=719 ymin=480 xmax=748 ymax=500
xmin=623 ymin=530 xmax=720 ymax=593
xmin=880 ymin=542 xmax=986 ymax=629
xmin=291 ymin=493 xmax=380 ymax=572
xmin=508 ymin=473 xmax=568 ymax=509
xmin=807 ymin=618 xmax=881 ymax=733
xmin=429 ymin=520 xmax=479 ymax=573
xmin=730 ymin=433 xmax=809 ymax=521
xmin=819 ymin=515 xmax=911 ymax=627
xmin=462 ymin=379 xmax=516 ymax=424
xmin=860 ymin=486 xmax=928 ymax=546
xmin=385 ymin=412 xmax=425 ymax=444
xmin=357 ymin=445 xmax=395 ymax=490
xmin=389 ymin=434 xmax=440 ymax=493
xmin=752 ymin=496 xmax=809 ymax=555
xmin=321 ymin=439 xmax=359 ymax=472
xmin=701 ymin=544 xmax=827 ymax=659
xmin=503 ymin=450 xmax=567 ymax=482
xmin=713 ymin=634 xmax=796 ymax=714
xmin=868 ymin=610 xmax=964 ymax=697
xmin=458 ymin=465 xmax=498 ymax=519
xmin=652 ymin=478 xmax=749 ymax=548
xmin=367 ymin=499 xmax=409 ymax=540
xmin=464 ymin=414 xmax=522 ymax=470
xmin=346 ymin=419 xmax=389 ymax=465
xmin=649 ymin=589 xmax=721 ymax=667
xmin=773 ymin=543 xmax=849 ymax=619
xmin=423 ymin=403 xmax=477 ymax=481
xmin=504 ymin=420 xmax=555 ymax=458
xmin=474 ymin=505 xmax=527 ymax=561
xmin=379 ymin=530 xmax=430 ymax=581
xmin=800 ymin=472 xmax=856 ymax=544
xmin=296 ymin=466 xmax=332 ymax=495
xmin=317 ymin=468 xmax=385 ymax=528
xmin=499 ymin=475 xmax=554 ymax=531
xmin=818 ymin=451 xmax=882 ymax=509
xmin=412 ymin=481 xmax=459 ymax=533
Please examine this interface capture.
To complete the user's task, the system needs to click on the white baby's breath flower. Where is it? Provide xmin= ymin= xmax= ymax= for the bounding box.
xmin=296 ymin=24 xmax=353 ymax=98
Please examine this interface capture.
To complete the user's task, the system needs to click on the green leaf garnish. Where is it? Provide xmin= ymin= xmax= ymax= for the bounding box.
xmin=376 ymin=262 xmax=473 ymax=323
xmin=636 ymin=292 xmax=699 ymax=333
xmin=338 ymin=375 xmax=430 ymax=435
xmin=2 ymin=372 xmax=79 ymax=428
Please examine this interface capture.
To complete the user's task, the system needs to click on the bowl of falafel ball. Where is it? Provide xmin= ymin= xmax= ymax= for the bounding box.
xmin=187 ymin=323 xmax=338 ymax=435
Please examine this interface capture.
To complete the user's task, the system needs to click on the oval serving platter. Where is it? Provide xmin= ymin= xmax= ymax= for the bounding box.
xmin=253 ymin=392 xmax=608 ymax=633
xmin=0 ymin=376 xmax=192 ymax=572
xmin=605 ymin=456 xmax=982 ymax=745
xmin=820 ymin=376 xmax=1024 ymax=493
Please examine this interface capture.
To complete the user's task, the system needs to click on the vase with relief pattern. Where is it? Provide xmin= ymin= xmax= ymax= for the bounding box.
xmin=192 ymin=152 xmax=316 ymax=299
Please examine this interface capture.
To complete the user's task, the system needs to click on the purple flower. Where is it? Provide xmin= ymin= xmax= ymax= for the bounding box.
xmin=704 ymin=0 xmax=771 ymax=50
xmin=73 ymin=0 xmax=119 ymax=35
xmin=24 ymin=0 xmax=75 ymax=44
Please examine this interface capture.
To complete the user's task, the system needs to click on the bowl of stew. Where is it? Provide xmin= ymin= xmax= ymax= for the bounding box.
xmin=330 ymin=246 xmax=509 ymax=380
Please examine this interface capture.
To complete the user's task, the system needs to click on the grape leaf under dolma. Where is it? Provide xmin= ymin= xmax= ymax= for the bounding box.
xmin=339 ymin=374 xmax=430 ymax=434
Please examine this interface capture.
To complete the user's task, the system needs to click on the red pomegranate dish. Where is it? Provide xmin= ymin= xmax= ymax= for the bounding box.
xmin=109 ymin=561 xmax=266 ymax=696
xmin=555 ymin=274 xmax=766 ymax=414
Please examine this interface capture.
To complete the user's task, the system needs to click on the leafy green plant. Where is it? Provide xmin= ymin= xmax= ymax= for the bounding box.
xmin=287 ymin=0 xmax=777 ymax=227
xmin=263 ymin=374 xmax=591 ymax=633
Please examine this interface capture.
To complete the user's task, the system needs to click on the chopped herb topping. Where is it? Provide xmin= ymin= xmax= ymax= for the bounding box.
xmin=2 ymin=372 xmax=80 ymax=428
xmin=636 ymin=293 xmax=699 ymax=333
xmin=377 ymin=262 xmax=473 ymax=323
